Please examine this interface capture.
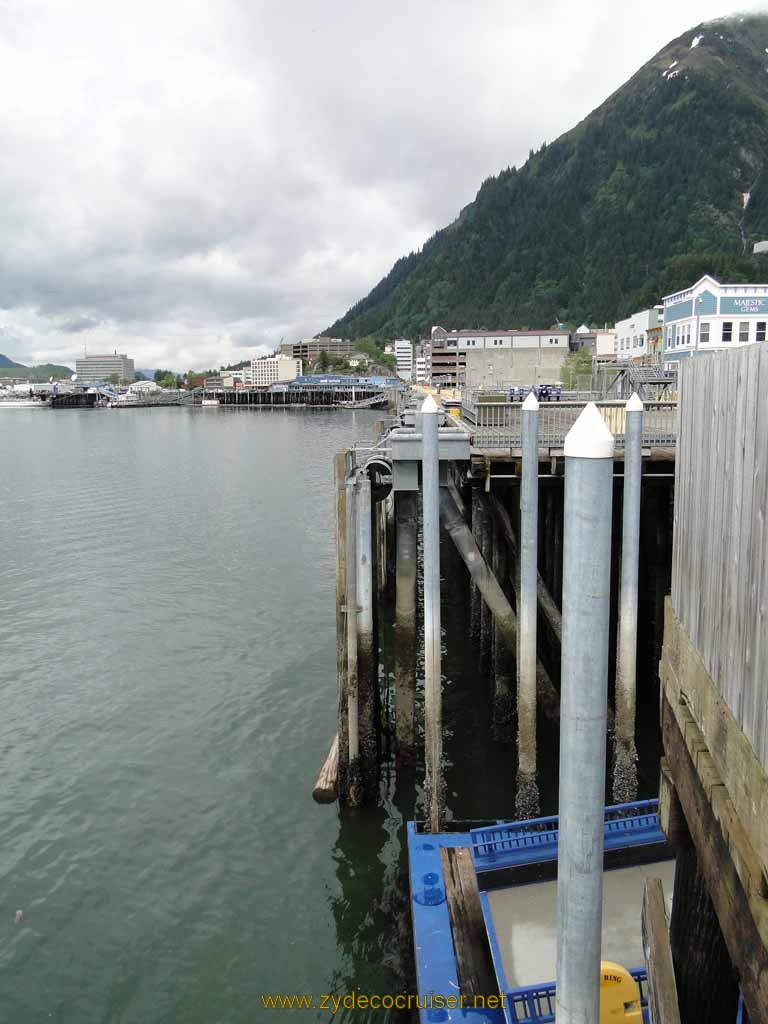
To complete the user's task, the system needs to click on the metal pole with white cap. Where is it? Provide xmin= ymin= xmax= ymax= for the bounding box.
xmin=517 ymin=389 xmax=540 ymax=818
xmin=613 ymin=392 xmax=644 ymax=804
xmin=421 ymin=394 xmax=443 ymax=832
xmin=556 ymin=402 xmax=615 ymax=1024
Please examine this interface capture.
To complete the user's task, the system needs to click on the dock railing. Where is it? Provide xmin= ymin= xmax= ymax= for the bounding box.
xmin=461 ymin=394 xmax=677 ymax=449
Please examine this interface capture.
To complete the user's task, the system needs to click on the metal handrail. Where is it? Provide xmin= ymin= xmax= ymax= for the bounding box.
xmin=461 ymin=399 xmax=677 ymax=449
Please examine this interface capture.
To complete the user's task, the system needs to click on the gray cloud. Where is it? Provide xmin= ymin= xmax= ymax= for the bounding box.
xmin=0 ymin=0 xmax=762 ymax=370
xmin=58 ymin=315 xmax=101 ymax=333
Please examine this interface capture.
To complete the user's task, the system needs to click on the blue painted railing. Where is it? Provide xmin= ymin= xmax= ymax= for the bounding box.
xmin=507 ymin=968 xmax=648 ymax=1023
xmin=471 ymin=800 xmax=663 ymax=870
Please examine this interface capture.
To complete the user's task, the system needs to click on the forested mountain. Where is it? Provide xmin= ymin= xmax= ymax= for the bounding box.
xmin=0 ymin=355 xmax=73 ymax=379
xmin=326 ymin=15 xmax=768 ymax=339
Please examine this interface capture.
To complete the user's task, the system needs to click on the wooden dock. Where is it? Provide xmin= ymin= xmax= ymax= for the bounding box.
xmin=659 ymin=344 xmax=768 ymax=1022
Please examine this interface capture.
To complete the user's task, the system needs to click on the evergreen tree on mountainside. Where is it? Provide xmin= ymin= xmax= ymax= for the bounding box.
xmin=325 ymin=15 xmax=768 ymax=339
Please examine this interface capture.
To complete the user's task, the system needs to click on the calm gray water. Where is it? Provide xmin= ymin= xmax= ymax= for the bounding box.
xmin=1 ymin=408 xmax=411 ymax=1023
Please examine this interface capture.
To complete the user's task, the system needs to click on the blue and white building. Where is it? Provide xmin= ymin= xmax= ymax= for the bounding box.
xmin=662 ymin=275 xmax=768 ymax=368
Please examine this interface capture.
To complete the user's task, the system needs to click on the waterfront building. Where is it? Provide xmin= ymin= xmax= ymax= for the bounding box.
xmin=463 ymin=342 xmax=568 ymax=390
xmin=662 ymin=275 xmax=768 ymax=368
xmin=128 ymin=380 xmax=161 ymax=394
xmin=615 ymin=308 xmax=662 ymax=363
xmin=393 ymin=338 xmax=414 ymax=381
xmin=249 ymin=355 xmax=302 ymax=387
xmin=280 ymin=337 xmax=353 ymax=362
xmin=415 ymin=353 xmax=427 ymax=383
xmin=428 ymin=326 xmax=570 ymax=388
xmin=75 ymin=352 xmax=135 ymax=384
xmin=571 ymin=325 xmax=617 ymax=361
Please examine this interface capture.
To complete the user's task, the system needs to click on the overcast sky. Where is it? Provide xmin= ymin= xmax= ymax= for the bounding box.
xmin=0 ymin=0 xmax=763 ymax=371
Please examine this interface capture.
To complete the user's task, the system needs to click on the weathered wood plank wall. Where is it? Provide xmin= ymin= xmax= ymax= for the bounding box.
xmin=672 ymin=345 xmax=768 ymax=772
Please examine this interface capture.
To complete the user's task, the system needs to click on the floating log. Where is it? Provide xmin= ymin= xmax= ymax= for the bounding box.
xmin=313 ymin=735 xmax=339 ymax=804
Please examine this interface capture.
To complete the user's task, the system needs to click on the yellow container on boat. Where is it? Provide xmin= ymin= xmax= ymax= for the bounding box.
xmin=600 ymin=961 xmax=643 ymax=1022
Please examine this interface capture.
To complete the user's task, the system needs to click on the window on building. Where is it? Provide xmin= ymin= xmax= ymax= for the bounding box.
xmin=699 ymin=322 xmax=710 ymax=344
xmin=666 ymin=328 xmax=672 ymax=349
xmin=739 ymin=322 xmax=750 ymax=343
xmin=722 ymin=322 xmax=733 ymax=343
xmin=757 ymin=322 xmax=766 ymax=343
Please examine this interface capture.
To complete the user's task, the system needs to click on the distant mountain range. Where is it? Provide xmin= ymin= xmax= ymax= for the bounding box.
xmin=326 ymin=14 xmax=768 ymax=339
xmin=0 ymin=353 xmax=73 ymax=380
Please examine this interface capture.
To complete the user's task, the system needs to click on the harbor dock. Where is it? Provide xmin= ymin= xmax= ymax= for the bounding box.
xmin=319 ymin=343 xmax=768 ymax=1022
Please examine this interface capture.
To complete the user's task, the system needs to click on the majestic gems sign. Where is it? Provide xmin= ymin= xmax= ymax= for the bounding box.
xmin=720 ymin=296 xmax=768 ymax=315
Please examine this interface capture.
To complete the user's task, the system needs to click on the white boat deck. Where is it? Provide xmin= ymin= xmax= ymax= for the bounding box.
xmin=486 ymin=859 xmax=676 ymax=988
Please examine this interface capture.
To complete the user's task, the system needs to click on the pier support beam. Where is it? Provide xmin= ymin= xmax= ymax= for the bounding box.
xmin=421 ymin=396 xmax=443 ymax=832
xmin=470 ymin=488 xmax=483 ymax=639
xmin=395 ymin=490 xmax=418 ymax=767
xmin=517 ymin=392 xmax=540 ymax=818
xmin=345 ymin=473 xmax=361 ymax=804
xmin=476 ymin=491 xmax=493 ymax=672
xmin=356 ymin=473 xmax=379 ymax=801
xmin=669 ymin=838 xmax=740 ymax=1024
xmin=440 ymin=488 xmax=560 ymax=722
xmin=556 ymin=404 xmax=614 ymax=1024
xmin=334 ymin=452 xmax=350 ymax=803
xmin=613 ymin=393 xmax=643 ymax=804
xmin=491 ymin=521 xmax=514 ymax=741
xmin=375 ymin=495 xmax=388 ymax=595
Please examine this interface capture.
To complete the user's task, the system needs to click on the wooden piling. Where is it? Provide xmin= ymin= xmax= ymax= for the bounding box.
xmin=470 ymin=487 xmax=482 ymax=639
xmin=395 ymin=490 xmax=418 ymax=767
xmin=345 ymin=473 xmax=362 ymax=805
xmin=475 ymin=492 xmax=493 ymax=672
xmin=491 ymin=518 xmax=514 ymax=741
xmin=375 ymin=495 xmax=388 ymax=595
xmin=356 ymin=473 xmax=379 ymax=801
xmin=333 ymin=451 xmax=351 ymax=803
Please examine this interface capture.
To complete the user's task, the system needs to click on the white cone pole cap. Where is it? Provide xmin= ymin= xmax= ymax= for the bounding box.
xmin=626 ymin=392 xmax=644 ymax=412
xmin=522 ymin=391 xmax=539 ymax=411
xmin=421 ymin=394 xmax=439 ymax=414
xmin=564 ymin=401 xmax=615 ymax=459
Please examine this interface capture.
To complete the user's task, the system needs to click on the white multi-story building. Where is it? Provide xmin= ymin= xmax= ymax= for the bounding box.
xmin=614 ymin=308 xmax=662 ymax=362
xmin=394 ymin=338 xmax=414 ymax=381
xmin=75 ymin=352 xmax=135 ymax=384
xmin=415 ymin=354 xmax=427 ymax=383
xmin=662 ymin=275 xmax=768 ymax=368
xmin=249 ymin=355 xmax=302 ymax=387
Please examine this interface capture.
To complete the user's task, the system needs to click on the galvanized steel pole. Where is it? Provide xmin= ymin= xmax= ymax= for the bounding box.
xmin=421 ymin=395 xmax=443 ymax=833
xmin=613 ymin=392 xmax=643 ymax=804
xmin=517 ymin=390 xmax=540 ymax=819
xmin=556 ymin=403 xmax=615 ymax=1024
